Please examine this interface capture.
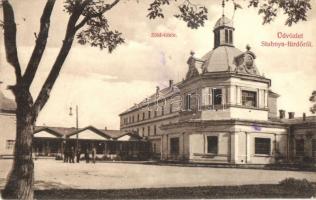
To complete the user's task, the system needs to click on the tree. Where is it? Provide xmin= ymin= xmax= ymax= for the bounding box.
xmin=310 ymin=90 xmax=316 ymax=114
xmin=0 ymin=0 xmax=311 ymax=199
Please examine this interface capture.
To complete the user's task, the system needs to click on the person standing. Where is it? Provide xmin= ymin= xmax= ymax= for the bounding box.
xmin=70 ymin=147 xmax=75 ymax=163
xmin=85 ymin=149 xmax=90 ymax=163
xmin=63 ymin=147 xmax=68 ymax=163
xmin=76 ymin=149 xmax=81 ymax=163
xmin=92 ymin=147 xmax=96 ymax=164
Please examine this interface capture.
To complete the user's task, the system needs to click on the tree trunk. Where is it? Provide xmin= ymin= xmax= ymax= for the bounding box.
xmin=2 ymin=91 xmax=35 ymax=200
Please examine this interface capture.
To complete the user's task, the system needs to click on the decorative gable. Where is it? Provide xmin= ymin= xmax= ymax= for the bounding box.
xmin=34 ymin=130 xmax=60 ymax=138
xmin=69 ymin=129 xmax=107 ymax=140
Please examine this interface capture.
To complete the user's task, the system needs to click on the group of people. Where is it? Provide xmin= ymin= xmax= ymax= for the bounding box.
xmin=63 ymin=147 xmax=97 ymax=164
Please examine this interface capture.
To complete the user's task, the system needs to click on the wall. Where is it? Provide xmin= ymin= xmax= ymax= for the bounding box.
xmin=291 ymin=122 xmax=316 ymax=162
xmin=189 ymin=132 xmax=230 ymax=163
xmin=234 ymin=125 xmax=288 ymax=164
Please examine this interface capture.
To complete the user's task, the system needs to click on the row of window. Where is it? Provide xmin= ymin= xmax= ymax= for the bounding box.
xmin=169 ymin=137 xmax=272 ymax=155
xmin=125 ymin=124 xmax=159 ymax=137
xmin=214 ymin=29 xmax=233 ymax=47
xmin=123 ymin=105 xmax=174 ymax=125
xmin=185 ymin=88 xmax=257 ymax=110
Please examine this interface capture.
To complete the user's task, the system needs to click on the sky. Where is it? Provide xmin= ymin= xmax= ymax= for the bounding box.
xmin=0 ymin=0 xmax=315 ymax=130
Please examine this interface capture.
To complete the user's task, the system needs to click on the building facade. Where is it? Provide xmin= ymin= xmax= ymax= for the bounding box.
xmin=119 ymin=15 xmax=316 ymax=164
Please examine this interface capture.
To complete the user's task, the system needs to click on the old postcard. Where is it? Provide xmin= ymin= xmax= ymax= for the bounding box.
xmin=0 ymin=0 xmax=315 ymax=199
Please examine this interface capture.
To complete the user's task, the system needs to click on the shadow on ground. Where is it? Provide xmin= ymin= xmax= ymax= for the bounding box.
xmin=34 ymin=184 xmax=316 ymax=199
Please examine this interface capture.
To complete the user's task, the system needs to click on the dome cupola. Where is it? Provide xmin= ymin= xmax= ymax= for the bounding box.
xmin=213 ymin=15 xmax=234 ymax=49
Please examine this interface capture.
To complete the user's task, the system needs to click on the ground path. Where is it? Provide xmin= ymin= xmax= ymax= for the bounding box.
xmin=1 ymin=159 xmax=316 ymax=190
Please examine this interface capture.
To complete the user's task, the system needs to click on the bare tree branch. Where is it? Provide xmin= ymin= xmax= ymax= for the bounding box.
xmin=75 ymin=0 xmax=120 ymax=31
xmin=32 ymin=5 xmax=83 ymax=115
xmin=2 ymin=0 xmax=22 ymax=82
xmin=22 ymin=0 xmax=56 ymax=88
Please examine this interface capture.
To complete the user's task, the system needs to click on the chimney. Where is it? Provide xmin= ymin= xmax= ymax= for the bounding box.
xmin=279 ymin=109 xmax=285 ymax=119
xmin=288 ymin=112 xmax=295 ymax=119
xmin=104 ymin=126 xmax=107 ymax=130
xmin=169 ymin=80 xmax=173 ymax=88
xmin=303 ymin=113 xmax=306 ymax=121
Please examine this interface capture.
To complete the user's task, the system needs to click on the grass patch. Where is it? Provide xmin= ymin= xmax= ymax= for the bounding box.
xmin=34 ymin=183 xmax=316 ymax=199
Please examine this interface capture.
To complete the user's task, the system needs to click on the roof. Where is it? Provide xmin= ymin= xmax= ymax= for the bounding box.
xmin=282 ymin=116 xmax=316 ymax=125
xmin=34 ymin=125 xmax=136 ymax=141
xmin=67 ymin=126 xmax=112 ymax=139
xmin=214 ymin=15 xmax=233 ymax=30
xmin=268 ymin=90 xmax=280 ymax=98
xmin=102 ymin=129 xmax=128 ymax=138
xmin=119 ymin=83 xmax=180 ymax=116
xmin=201 ymin=46 xmax=243 ymax=73
xmin=0 ymin=91 xmax=16 ymax=113
xmin=35 ymin=126 xmax=77 ymax=137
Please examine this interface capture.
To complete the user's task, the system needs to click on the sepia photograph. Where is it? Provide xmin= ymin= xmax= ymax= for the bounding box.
xmin=0 ymin=0 xmax=316 ymax=199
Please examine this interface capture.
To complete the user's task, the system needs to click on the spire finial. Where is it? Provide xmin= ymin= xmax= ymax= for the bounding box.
xmin=222 ymin=0 xmax=225 ymax=16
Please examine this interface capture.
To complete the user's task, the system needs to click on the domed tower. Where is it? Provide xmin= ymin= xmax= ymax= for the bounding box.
xmin=213 ymin=15 xmax=234 ymax=48
xmin=179 ymin=14 xmax=272 ymax=122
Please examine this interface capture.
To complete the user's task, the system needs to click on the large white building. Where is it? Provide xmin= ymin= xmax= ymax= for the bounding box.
xmin=119 ymin=15 xmax=316 ymax=164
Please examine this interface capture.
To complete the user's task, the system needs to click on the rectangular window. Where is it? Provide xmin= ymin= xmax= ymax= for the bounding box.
xmin=154 ymin=110 xmax=157 ymax=117
xmin=225 ymin=29 xmax=228 ymax=43
xmin=170 ymin=137 xmax=179 ymax=154
xmin=132 ymin=116 xmax=134 ymax=123
xmin=137 ymin=114 xmax=139 ymax=122
xmin=142 ymin=127 xmax=145 ymax=136
xmin=154 ymin=125 xmax=157 ymax=135
xmin=161 ymin=106 xmax=164 ymax=115
xmin=255 ymin=138 xmax=271 ymax=155
xmin=242 ymin=90 xmax=257 ymax=107
xmin=215 ymin=31 xmax=220 ymax=47
xmin=312 ymin=139 xmax=316 ymax=158
xmin=295 ymin=139 xmax=304 ymax=156
xmin=213 ymin=89 xmax=222 ymax=105
xmin=147 ymin=126 xmax=151 ymax=135
xmin=148 ymin=111 xmax=151 ymax=119
xmin=202 ymin=88 xmax=212 ymax=106
xmin=185 ymin=94 xmax=191 ymax=110
xmin=229 ymin=30 xmax=233 ymax=43
xmin=207 ymin=136 xmax=218 ymax=154
xmin=142 ymin=112 xmax=145 ymax=120
xmin=6 ymin=140 xmax=15 ymax=150
xmin=170 ymin=103 xmax=173 ymax=113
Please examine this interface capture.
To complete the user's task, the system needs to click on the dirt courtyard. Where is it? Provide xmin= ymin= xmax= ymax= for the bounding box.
xmin=1 ymin=159 xmax=316 ymax=190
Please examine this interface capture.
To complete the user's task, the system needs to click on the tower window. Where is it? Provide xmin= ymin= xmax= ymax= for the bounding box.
xmin=225 ymin=29 xmax=228 ymax=43
xmin=229 ymin=30 xmax=233 ymax=43
xmin=215 ymin=31 xmax=220 ymax=47
xmin=242 ymin=90 xmax=257 ymax=107
xmin=213 ymin=89 xmax=222 ymax=105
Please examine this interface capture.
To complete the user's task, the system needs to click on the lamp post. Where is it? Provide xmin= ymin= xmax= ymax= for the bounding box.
xmin=69 ymin=105 xmax=79 ymax=151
